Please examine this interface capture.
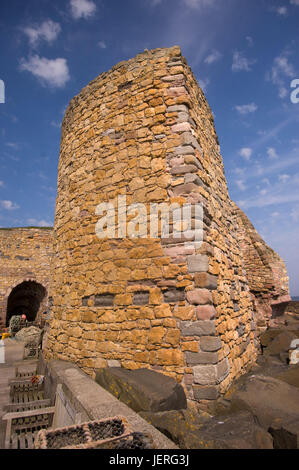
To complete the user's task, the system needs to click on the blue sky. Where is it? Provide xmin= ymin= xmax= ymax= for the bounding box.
xmin=0 ymin=0 xmax=298 ymax=295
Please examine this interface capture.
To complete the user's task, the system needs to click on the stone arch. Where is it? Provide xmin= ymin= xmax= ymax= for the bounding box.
xmin=5 ymin=280 xmax=47 ymax=326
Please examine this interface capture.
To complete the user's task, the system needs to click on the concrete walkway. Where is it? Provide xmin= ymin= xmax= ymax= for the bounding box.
xmin=0 ymin=339 xmax=25 ymax=448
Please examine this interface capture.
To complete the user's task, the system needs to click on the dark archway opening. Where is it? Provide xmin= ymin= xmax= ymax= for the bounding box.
xmin=6 ymin=281 xmax=47 ymax=326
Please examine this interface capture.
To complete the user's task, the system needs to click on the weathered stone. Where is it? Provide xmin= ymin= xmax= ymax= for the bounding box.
xmin=185 ymin=351 xmax=219 ymax=365
xmin=186 ymin=289 xmax=212 ymax=305
xmin=200 ymin=336 xmax=222 ymax=352
xmin=229 ymin=375 xmax=299 ymax=429
xmin=94 ymin=294 xmax=115 ymax=307
xmin=187 ymin=255 xmax=209 ymax=273
xmin=15 ymin=326 xmax=43 ymax=346
xmin=181 ymin=320 xmax=216 ymax=337
xmin=185 ymin=411 xmax=274 ymax=449
xmin=193 ymin=385 xmax=219 ymax=400
xmin=95 ymin=367 xmax=187 ymax=412
xmin=163 ymin=288 xmax=185 ymax=303
xmin=269 ymin=418 xmax=299 ymax=449
xmin=133 ymin=292 xmax=150 ymax=305
xmin=264 ymin=331 xmax=298 ymax=357
xmin=193 ymin=358 xmax=229 ymax=385
xmin=194 ymin=273 xmax=218 ymax=290
xmin=196 ymin=305 xmax=217 ymax=320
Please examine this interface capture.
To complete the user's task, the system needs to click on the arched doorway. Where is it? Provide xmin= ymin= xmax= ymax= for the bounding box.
xmin=6 ymin=281 xmax=47 ymax=326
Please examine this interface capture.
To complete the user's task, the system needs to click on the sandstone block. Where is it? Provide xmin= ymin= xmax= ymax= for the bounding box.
xmin=180 ymin=320 xmax=216 ymax=337
xmin=187 ymin=255 xmax=209 ymax=273
xmin=186 ymin=289 xmax=212 ymax=305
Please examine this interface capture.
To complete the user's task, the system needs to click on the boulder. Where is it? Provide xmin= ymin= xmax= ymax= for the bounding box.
xmin=95 ymin=367 xmax=187 ymax=412
xmin=269 ymin=417 xmax=299 ymax=449
xmin=181 ymin=411 xmax=273 ymax=449
xmin=139 ymin=408 xmax=209 ymax=448
xmin=275 ymin=364 xmax=299 ymax=388
xmin=263 ymin=331 xmax=298 ymax=357
xmin=15 ymin=326 xmax=42 ymax=346
xmin=229 ymin=375 xmax=299 ymax=429
xmin=260 ymin=329 xmax=284 ymax=348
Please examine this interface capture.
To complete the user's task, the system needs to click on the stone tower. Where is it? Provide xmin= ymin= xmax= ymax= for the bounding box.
xmin=44 ymin=46 xmax=290 ymax=407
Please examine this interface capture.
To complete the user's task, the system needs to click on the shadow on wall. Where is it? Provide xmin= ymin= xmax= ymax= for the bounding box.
xmin=6 ymin=281 xmax=47 ymax=326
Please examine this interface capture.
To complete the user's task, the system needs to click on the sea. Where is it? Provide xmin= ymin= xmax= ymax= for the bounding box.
xmin=292 ymin=296 xmax=299 ymax=301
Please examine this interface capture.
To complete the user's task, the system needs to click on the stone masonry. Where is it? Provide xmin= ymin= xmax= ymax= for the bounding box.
xmin=233 ymin=203 xmax=291 ymax=331
xmin=0 ymin=228 xmax=53 ymax=328
xmin=40 ymin=46 xmax=290 ymax=407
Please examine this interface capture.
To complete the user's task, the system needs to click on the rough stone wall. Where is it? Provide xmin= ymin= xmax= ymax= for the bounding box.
xmin=44 ymin=46 xmax=282 ymax=406
xmin=233 ymin=204 xmax=291 ymax=330
xmin=0 ymin=228 xmax=54 ymax=327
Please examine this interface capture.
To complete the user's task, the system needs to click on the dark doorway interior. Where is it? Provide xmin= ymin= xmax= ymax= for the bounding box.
xmin=6 ymin=281 xmax=46 ymax=326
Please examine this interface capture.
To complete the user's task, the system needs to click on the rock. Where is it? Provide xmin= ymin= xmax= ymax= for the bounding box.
xmin=269 ymin=417 xmax=299 ymax=449
xmin=275 ymin=364 xmax=299 ymax=388
xmin=95 ymin=367 xmax=187 ymax=412
xmin=15 ymin=326 xmax=42 ymax=346
xmin=139 ymin=408 xmax=208 ymax=447
xmin=183 ymin=411 xmax=273 ymax=449
xmin=229 ymin=375 xmax=299 ymax=429
xmin=289 ymin=348 xmax=299 ymax=365
xmin=263 ymin=331 xmax=298 ymax=357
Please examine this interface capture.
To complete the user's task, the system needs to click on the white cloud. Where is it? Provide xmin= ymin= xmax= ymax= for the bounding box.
xmin=5 ymin=142 xmax=19 ymax=149
xmin=235 ymin=103 xmax=258 ymax=115
xmin=232 ymin=51 xmax=256 ymax=72
xmin=98 ymin=41 xmax=107 ymax=49
xmin=204 ymin=50 xmax=222 ymax=65
xmin=279 ymin=174 xmax=290 ymax=183
xmin=0 ymin=181 xmax=4 ymax=187
xmin=290 ymin=0 xmax=299 ymax=5
xmin=246 ymin=36 xmax=254 ymax=47
xmin=273 ymin=6 xmax=288 ymax=16
xmin=267 ymin=147 xmax=279 ymax=159
xmin=184 ymin=0 xmax=216 ymax=8
xmin=269 ymin=52 xmax=296 ymax=98
xmin=27 ymin=218 xmax=51 ymax=227
xmin=70 ymin=0 xmax=97 ymax=19
xmin=197 ymin=77 xmax=210 ymax=92
xmin=236 ymin=180 xmax=247 ymax=191
xmin=20 ymin=55 xmax=70 ymax=88
xmin=239 ymin=147 xmax=252 ymax=161
xmin=22 ymin=20 xmax=61 ymax=47
xmin=271 ymin=211 xmax=280 ymax=217
xmin=0 ymin=200 xmax=19 ymax=211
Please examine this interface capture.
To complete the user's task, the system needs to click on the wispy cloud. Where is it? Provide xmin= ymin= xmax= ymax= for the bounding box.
xmin=70 ymin=0 xmax=97 ymax=19
xmin=239 ymin=147 xmax=252 ymax=161
xmin=268 ymin=49 xmax=297 ymax=98
xmin=27 ymin=218 xmax=52 ymax=227
xmin=20 ymin=55 xmax=70 ymax=88
xmin=197 ymin=77 xmax=210 ymax=92
xmin=22 ymin=20 xmax=61 ymax=47
xmin=232 ymin=51 xmax=256 ymax=72
xmin=236 ymin=180 xmax=247 ymax=191
xmin=98 ymin=41 xmax=107 ymax=49
xmin=235 ymin=103 xmax=258 ymax=115
xmin=0 ymin=181 xmax=4 ymax=187
xmin=0 ymin=200 xmax=19 ymax=211
xmin=267 ymin=147 xmax=279 ymax=159
xmin=184 ymin=0 xmax=217 ymax=8
xmin=204 ymin=50 xmax=222 ymax=64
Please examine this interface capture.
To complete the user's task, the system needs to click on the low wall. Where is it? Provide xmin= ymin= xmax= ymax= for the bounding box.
xmin=37 ymin=354 xmax=177 ymax=448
